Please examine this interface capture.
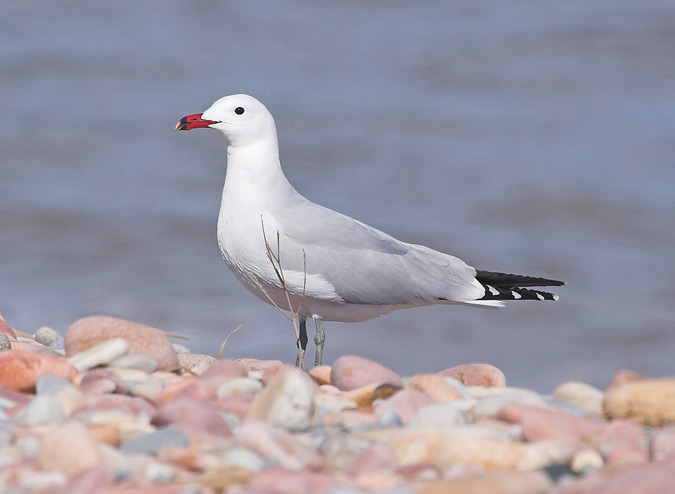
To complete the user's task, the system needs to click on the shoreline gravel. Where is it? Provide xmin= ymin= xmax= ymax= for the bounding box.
xmin=0 ymin=313 xmax=673 ymax=494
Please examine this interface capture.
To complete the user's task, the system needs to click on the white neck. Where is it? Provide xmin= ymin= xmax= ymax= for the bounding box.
xmin=221 ymin=134 xmax=297 ymax=208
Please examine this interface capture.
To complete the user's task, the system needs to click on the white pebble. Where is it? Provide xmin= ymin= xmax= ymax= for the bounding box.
xmin=68 ymin=338 xmax=129 ymax=373
xmin=217 ymin=377 xmax=262 ymax=399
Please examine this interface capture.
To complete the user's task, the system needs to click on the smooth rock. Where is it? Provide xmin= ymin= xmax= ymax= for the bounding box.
xmin=409 ymin=402 xmax=468 ymax=427
xmin=245 ymin=466 xmax=339 ymax=494
xmin=554 ymin=381 xmax=605 ymax=416
xmin=367 ymin=427 xmax=573 ymax=470
xmin=375 ymin=388 xmax=437 ymax=423
xmin=408 ymin=373 xmax=464 ymax=403
xmin=472 ymin=387 xmax=553 ymax=417
xmin=216 ymin=377 xmax=262 ymax=399
xmin=65 ymin=316 xmax=178 ymax=371
xmin=158 ymin=446 xmax=222 ymax=472
xmin=36 ymin=376 xmax=87 ymax=417
xmin=109 ymin=353 xmax=159 ymax=373
xmin=0 ymin=351 xmax=78 ymax=392
xmin=218 ymin=446 xmax=266 ymax=472
xmin=10 ymin=339 xmax=64 ymax=355
xmin=153 ymin=394 xmax=232 ymax=437
xmin=34 ymin=326 xmax=61 ymax=347
xmin=39 ymin=421 xmax=102 ymax=477
xmin=12 ymin=468 xmax=66 ymax=493
xmin=67 ymin=338 xmax=129 ymax=373
xmin=607 ymin=369 xmax=647 ymax=390
xmin=598 ymin=419 xmax=649 ymax=465
xmin=214 ymin=395 xmax=254 ymax=423
xmin=348 ymin=441 xmax=400 ymax=475
xmin=439 ymin=363 xmax=507 ymax=387
xmin=260 ymin=363 xmax=296 ymax=386
xmin=322 ymin=409 xmax=380 ymax=428
xmin=237 ymin=357 xmax=284 ymax=373
xmin=87 ymin=393 xmax=157 ymax=416
xmin=196 ymin=358 xmax=248 ymax=388
xmin=418 ymin=471 xmax=552 ymax=494
xmin=0 ymin=315 xmax=17 ymax=339
xmin=343 ymin=382 xmax=401 ymax=409
xmin=120 ymin=427 xmax=190 ymax=455
xmin=496 ymin=404 xmax=605 ymax=448
xmin=236 ymin=421 xmax=323 ymax=470
xmin=331 ymin=355 xmax=403 ymax=391
xmin=0 ymin=386 xmax=32 ymax=410
xmin=571 ymin=448 xmax=604 ymax=473
xmin=36 ymin=374 xmax=76 ymax=394
xmin=604 ymin=378 xmax=675 ymax=427
xmin=87 ymin=409 xmax=155 ymax=443
xmin=18 ymin=394 xmax=66 ymax=425
xmin=247 ymin=367 xmax=314 ymax=430
xmin=0 ymin=333 xmax=12 ymax=350
xmin=310 ymin=365 xmax=332 ymax=385
xmin=559 ymin=458 xmax=675 ymax=494
xmin=319 ymin=432 xmax=371 ymax=470
xmin=651 ymin=425 xmax=675 ymax=461
xmin=127 ymin=380 xmax=166 ymax=402
xmin=55 ymin=465 xmax=115 ymax=494
xmin=172 ymin=343 xmax=191 ymax=354
xmin=87 ymin=423 xmax=121 ymax=446
xmin=78 ymin=368 xmax=128 ymax=395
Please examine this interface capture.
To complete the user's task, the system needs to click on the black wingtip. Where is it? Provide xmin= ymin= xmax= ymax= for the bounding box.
xmin=476 ymin=270 xmax=564 ymax=288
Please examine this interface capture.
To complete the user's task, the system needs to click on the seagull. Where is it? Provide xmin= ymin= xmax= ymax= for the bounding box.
xmin=176 ymin=94 xmax=563 ymax=370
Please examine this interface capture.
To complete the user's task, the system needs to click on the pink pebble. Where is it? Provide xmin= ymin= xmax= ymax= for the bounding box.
xmin=198 ymin=358 xmax=248 ymax=381
xmin=652 ymin=425 xmax=675 ymax=461
xmin=496 ymin=404 xmax=605 ymax=448
xmin=214 ymin=395 xmax=254 ymax=422
xmin=310 ymin=365 xmax=332 ymax=386
xmin=79 ymin=368 xmax=128 ymax=394
xmin=246 ymin=466 xmax=339 ymax=493
xmin=375 ymin=389 xmax=436 ymax=423
xmin=347 ymin=441 xmax=399 ymax=475
xmin=153 ymin=395 xmax=232 ymax=437
xmin=559 ymin=458 xmax=675 ymax=494
xmin=331 ymin=355 xmax=402 ymax=391
xmin=236 ymin=421 xmax=323 ymax=470
xmin=56 ymin=465 xmax=115 ymax=494
xmin=87 ymin=394 xmax=156 ymax=415
xmin=607 ymin=369 xmax=647 ymax=390
xmin=237 ymin=358 xmax=284 ymax=373
xmin=438 ymin=363 xmax=506 ymax=387
xmin=65 ymin=316 xmax=178 ymax=371
xmin=0 ymin=351 xmax=78 ymax=392
xmin=0 ymin=317 xmax=17 ymax=339
xmin=174 ymin=359 xmax=248 ymax=401
xmin=598 ymin=420 xmax=649 ymax=465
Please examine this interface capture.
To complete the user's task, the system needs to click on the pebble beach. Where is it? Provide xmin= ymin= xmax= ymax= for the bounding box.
xmin=0 ymin=312 xmax=674 ymax=494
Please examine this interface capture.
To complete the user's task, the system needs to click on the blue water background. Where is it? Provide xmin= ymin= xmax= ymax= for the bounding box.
xmin=2 ymin=1 xmax=674 ymax=391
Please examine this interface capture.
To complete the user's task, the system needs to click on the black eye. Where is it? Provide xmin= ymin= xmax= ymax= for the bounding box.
xmin=234 ymin=107 xmax=245 ymax=115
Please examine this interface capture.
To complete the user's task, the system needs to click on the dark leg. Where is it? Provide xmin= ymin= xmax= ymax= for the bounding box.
xmin=313 ymin=316 xmax=325 ymax=367
xmin=295 ymin=316 xmax=308 ymax=371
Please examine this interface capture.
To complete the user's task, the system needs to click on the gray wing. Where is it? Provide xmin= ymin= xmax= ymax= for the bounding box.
xmin=269 ymin=200 xmax=483 ymax=305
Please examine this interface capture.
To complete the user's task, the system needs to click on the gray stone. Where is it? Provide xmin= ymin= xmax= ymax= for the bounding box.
xmin=120 ymin=427 xmax=189 ymax=455
xmin=34 ymin=326 xmax=61 ymax=347
xmin=18 ymin=394 xmax=66 ymax=425
xmin=0 ymin=333 xmax=11 ymax=351
xmin=35 ymin=375 xmax=75 ymax=395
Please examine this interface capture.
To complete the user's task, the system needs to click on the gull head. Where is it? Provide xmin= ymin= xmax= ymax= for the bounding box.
xmin=175 ymin=94 xmax=276 ymax=147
